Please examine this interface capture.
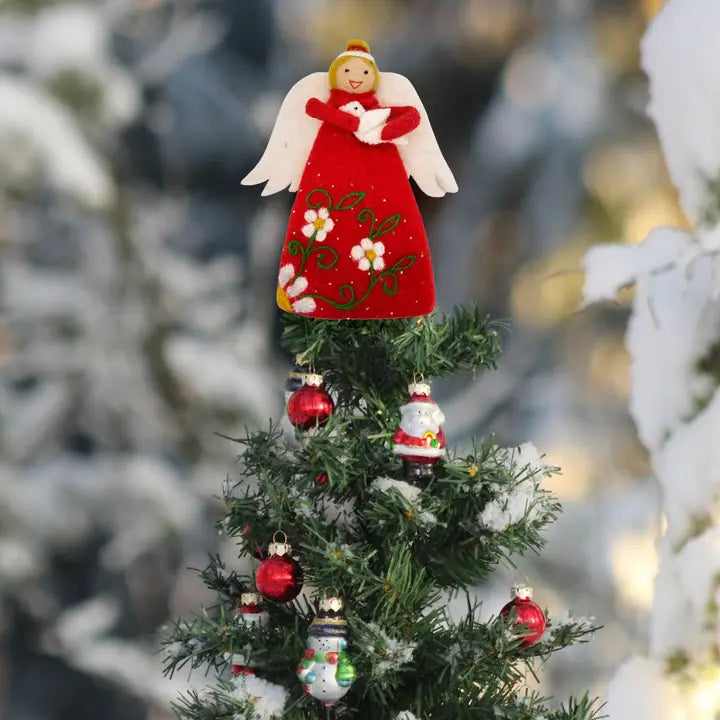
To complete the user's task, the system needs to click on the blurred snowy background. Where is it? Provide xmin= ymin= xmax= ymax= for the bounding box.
xmin=0 ymin=0 xmax=679 ymax=717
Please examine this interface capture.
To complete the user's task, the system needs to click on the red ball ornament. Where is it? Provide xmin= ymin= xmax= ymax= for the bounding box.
xmin=500 ymin=584 xmax=546 ymax=647
xmin=255 ymin=532 xmax=304 ymax=603
xmin=287 ymin=373 xmax=334 ymax=431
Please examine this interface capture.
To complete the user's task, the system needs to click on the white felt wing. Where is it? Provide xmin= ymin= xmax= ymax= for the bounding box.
xmin=242 ymin=72 xmax=328 ymax=196
xmin=376 ymin=72 xmax=458 ymax=197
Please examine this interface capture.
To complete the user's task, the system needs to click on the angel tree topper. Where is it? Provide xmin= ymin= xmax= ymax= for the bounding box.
xmin=392 ymin=381 xmax=446 ymax=481
xmin=242 ymin=39 xmax=457 ymax=320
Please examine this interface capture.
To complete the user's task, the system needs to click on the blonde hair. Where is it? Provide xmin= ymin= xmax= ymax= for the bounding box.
xmin=328 ymin=39 xmax=379 ymax=90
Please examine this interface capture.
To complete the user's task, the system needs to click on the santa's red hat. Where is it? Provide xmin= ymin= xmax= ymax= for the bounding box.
xmin=404 ymin=381 xmax=434 ymax=402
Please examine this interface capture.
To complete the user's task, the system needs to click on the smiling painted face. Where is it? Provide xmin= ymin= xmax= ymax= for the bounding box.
xmin=335 ymin=57 xmax=377 ymax=94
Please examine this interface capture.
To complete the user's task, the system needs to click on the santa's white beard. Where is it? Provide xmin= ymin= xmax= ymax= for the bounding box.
xmin=400 ymin=417 xmax=440 ymax=438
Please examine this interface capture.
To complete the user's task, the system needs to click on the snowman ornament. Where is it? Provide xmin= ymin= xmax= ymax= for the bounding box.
xmin=297 ymin=595 xmax=357 ymax=707
xmin=392 ymin=381 xmax=446 ymax=481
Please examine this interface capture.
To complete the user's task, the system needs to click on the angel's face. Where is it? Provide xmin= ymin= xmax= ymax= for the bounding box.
xmin=335 ymin=57 xmax=376 ymax=94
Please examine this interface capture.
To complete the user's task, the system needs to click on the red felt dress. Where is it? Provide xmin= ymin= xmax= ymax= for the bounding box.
xmin=275 ymin=88 xmax=436 ymax=320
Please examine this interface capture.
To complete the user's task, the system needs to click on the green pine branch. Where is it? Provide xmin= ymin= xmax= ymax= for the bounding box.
xmin=164 ymin=306 xmax=599 ymax=719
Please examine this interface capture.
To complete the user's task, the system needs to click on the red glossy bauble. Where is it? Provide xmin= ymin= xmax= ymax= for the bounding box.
xmin=287 ymin=374 xmax=334 ymax=430
xmin=500 ymin=588 xmax=546 ymax=647
xmin=256 ymin=552 xmax=304 ymax=603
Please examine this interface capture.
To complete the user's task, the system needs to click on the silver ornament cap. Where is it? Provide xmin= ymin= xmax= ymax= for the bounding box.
xmin=241 ymin=592 xmax=262 ymax=606
xmin=302 ymin=373 xmax=324 ymax=388
xmin=268 ymin=531 xmax=291 ymax=556
xmin=511 ymin=584 xmax=533 ymax=600
xmin=319 ymin=595 xmax=344 ymax=613
xmin=408 ymin=381 xmax=431 ymax=396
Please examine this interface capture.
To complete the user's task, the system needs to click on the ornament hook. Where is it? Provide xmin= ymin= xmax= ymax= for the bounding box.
xmin=272 ymin=530 xmax=288 ymax=545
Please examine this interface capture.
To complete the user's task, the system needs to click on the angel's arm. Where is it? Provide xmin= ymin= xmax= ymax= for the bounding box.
xmin=306 ymin=98 xmax=361 ymax=133
xmin=381 ymin=106 xmax=421 ymax=141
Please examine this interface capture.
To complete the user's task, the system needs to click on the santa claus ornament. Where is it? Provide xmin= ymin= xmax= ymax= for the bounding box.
xmin=242 ymin=38 xmax=458 ymax=320
xmin=287 ymin=372 xmax=334 ymax=431
xmin=500 ymin=584 xmax=546 ymax=647
xmin=392 ymin=381 xmax=446 ymax=481
xmin=224 ymin=592 xmax=270 ymax=676
xmin=297 ymin=595 xmax=357 ymax=707
xmin=255 ymin=532 xmax=304 ymax=603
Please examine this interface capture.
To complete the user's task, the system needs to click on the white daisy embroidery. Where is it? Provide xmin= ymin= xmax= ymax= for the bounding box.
xmin=276 ymin=263 xmax=316 ymax=314
xmin=350 ymin=238 xmax=385 ymax=271
xmin=301 ymin=207 xmax=335 ymax=242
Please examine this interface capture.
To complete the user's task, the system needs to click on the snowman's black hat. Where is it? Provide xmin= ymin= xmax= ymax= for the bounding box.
xmin=308 ymin=609 xmax=349 ymax=637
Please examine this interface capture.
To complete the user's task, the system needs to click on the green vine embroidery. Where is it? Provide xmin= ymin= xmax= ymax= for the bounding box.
xmin=307 ymin=255 xmax=416 ymax=310
xmin=290 ymin=189 xmax=366 ymax=280
xmin=357 ymin=208 xmax=401 ymax=239
xmin=288 ymin=186 xmax=416 ymax=312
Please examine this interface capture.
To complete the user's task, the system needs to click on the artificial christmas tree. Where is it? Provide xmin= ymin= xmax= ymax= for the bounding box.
xmin=163 ymin=310 xmax=600 ymax=719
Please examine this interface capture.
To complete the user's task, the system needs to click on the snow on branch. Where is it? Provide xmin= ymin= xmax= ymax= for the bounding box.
xmin=365 ymin=622 xmax=417 ymax=677
xmin=642 ymin=0 xmax=720 ymax=247
xmin=229 ymin=674 xmax=288 ymax=720
xmin=583 ymin=228 xmax=720 ymax=451
xmin=626 ymin=252 xmax=720 ymax=451
xmin=581 ymin=227 xmax=697 ymax=306
xmin=370 ymin=477 xmax=437 ymax=525
xmin=591 ymin=1 xmax=720 ymax=716
xmin=655 ymin=393 xmax=720 ymax=546
xmin=478 ymin=443 xmax=555 ymax=532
